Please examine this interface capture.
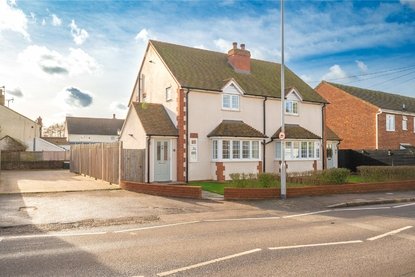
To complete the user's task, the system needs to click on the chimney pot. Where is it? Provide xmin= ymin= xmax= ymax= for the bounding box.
xmin=240 ymin=44 xmax=245 ymax=50
xmin=113 ymin=114 xmax=116 ymax=119
xmin=232 ymin=42 xmax=237 ymax=49
xmin=227 ymin=42 xmax=251 ymax=74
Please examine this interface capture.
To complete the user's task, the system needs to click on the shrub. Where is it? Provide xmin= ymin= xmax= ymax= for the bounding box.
xmin=258 ymin=173 xmax=279 ymax=188
xmin=229 ymin=173 xmax=257 ymax=188
xmin=314 ymin=168 xmax=350 ymax=184
xmin=357 ymin=166 xmax=415 ymax=181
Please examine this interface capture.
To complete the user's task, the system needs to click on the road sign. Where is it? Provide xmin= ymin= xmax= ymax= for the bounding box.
xmin=279 ymin=132 xmax=285 ymax=140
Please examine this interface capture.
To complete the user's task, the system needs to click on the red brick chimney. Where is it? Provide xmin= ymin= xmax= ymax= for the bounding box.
xmin=227 ymin=42 xmax=251 ymax=73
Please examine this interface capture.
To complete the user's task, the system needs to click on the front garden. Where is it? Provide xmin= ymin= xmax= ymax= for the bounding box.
xmin=191 ymin=166 xmax=415 ymax=196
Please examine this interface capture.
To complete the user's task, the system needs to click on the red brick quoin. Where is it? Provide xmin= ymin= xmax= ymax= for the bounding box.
xmin=216 ymin=162 xmax=225 ymax=181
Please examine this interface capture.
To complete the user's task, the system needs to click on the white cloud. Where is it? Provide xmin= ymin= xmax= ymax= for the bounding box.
xmin=62 ymin=87 xmax=93 ymax=108
xmin=401 ymin=0 xmax=415 ymax=10
xmin=18 ymin=45 xmax=98 ymax=77
xmin=321 ymin=65 xmax=347 ymax=81
xmin=355 ymin=60 xmax=368 ymax=73
xmin=51 ymin=14 xmax=62 ymax=26
xmin=0 ymin=0 xmax=29 ymax=39
xmin=135 ymin=28 xmax=155 ymax=43
xmin=110 ymin=101 xmax=127 ymax=111
xmin=69 ymin=19 xmax=89 ymax=45
xmin=6 ymin=87 xmax=23 ymax=97
xmin=214 ymin=38 xmax=231 ymax=53
xmin=42 ymin=18 xmax=46 ymax=26
xmin=300 ymin=74 xmax=312 ymax=83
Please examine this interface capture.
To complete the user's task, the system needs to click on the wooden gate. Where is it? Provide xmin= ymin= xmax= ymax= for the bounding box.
xmin=121 ymin=149 xmax=145 ymax=182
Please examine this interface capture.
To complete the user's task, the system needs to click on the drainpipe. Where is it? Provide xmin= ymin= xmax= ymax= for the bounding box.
xmin=375 ymin=109 xmax=382 ymax=150
xmin=138 ymin=75 xmax=141 ymax=103
xmin=185 ymin=88 xmax=190 ymax=183
xmin=263 ymin=96 xmax=268 ymax=172
xmin=322 ymin=103 xmax=326 ymax=170
xmin=147 ymin=135 xmax=151 ymax=183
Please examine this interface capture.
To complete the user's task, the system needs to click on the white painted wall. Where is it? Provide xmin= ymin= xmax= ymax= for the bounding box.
xmin=120 ymin=107 xmax=147 ymax=149
xmin=0 ymin=105 xmax=41 ymax=148
xmin=26 ymin=137 xmax=66 ymax=151
xmin=67 ymin=134 xmax=119 ymax=144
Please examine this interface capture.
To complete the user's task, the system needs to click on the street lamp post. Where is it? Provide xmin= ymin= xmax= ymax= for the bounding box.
xmin=280 ymin=0 xmax=287 ymax=200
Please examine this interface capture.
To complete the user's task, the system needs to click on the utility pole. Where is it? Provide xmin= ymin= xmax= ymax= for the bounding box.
xmin=280 ymin=0 xmax=287 ymax=200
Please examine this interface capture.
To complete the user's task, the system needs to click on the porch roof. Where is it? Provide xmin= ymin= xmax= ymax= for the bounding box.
xmin=207 ymin=120 xmax=266 ymax=138
xmin=133 ymin=102 xmax=178 ymax=137
xmin=272 ymin=124 xmax=321 ymax=140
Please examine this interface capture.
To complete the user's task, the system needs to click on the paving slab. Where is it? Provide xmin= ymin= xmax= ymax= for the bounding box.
xmin=0 ymin=169 xmax=119 ymax=194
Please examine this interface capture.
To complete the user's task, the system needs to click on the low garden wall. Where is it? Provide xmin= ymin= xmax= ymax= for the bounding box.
xmin=224 ymin=180 xmax=415 ymax=200
xmin=121 ymin=181 xmax=202 ymax=199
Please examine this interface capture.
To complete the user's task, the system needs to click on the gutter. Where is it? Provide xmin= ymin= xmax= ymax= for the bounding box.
xmin=375 ymin=109 xmax=382 ymax=150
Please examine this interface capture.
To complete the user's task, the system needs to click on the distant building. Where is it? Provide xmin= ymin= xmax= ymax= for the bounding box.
xmin=65 ymin=115 xmax=124 ymax=144
xmin=316 ymin=81 xmax=415 ymax=150
xmin=0 ymin=87 xmax=41 ymax=151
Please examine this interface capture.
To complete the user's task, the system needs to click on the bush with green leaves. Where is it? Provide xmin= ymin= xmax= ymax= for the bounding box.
xmin=314 ymin=168 xmax=350 ymax=184
xmin=257 ymin=173 xmax=279 ymax=188
xmin=357 ymin=166 xmax=415 ymax=181
xmin=229 ymin=173 xmax=258 ymax=188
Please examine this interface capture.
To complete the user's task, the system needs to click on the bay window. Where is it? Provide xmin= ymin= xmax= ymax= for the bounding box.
xmin=276 ymin=140 xmax=320 ymax=160
xmin=212 ymin=139 xmax=261 ymax=161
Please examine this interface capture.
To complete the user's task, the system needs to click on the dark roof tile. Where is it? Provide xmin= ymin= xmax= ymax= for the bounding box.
xmin=272 ymin=124 xmax=321 ymax=139
xmin=207 ymin=120 xmax=266 ymax=138
xmin=66 ymin=117 xmax=124 ymax=136
xmin=133 ymin=102 xmax=178 ymax=136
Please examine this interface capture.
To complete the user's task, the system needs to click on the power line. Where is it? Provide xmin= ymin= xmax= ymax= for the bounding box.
xmin=343 ymin=66 xmax=415 ymax=85
xmin=367 ymin=68 xmax=415 ymax=89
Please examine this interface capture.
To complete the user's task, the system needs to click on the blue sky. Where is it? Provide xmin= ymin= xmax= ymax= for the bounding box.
xmin=1 ymin=0 xmax=415 ymax=126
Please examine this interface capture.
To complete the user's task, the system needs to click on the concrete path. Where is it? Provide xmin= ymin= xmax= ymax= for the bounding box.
xmin=0 ymin=170 xmax=119 ymax=194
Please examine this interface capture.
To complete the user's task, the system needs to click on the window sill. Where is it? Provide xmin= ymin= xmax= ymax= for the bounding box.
xmin=221 ymin=108 xmax=240 ymax=112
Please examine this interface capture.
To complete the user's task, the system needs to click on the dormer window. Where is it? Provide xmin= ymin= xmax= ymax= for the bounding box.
xmin=222 ymin=94 xmax=239 ymax=111
xmin=285 ymin=100 xmax=298 ymax=115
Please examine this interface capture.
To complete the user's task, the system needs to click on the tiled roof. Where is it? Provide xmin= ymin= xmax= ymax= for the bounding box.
xmin=150 ymin=40 xmax=326 ymax=103
xmin=41 ymin=137 xmax=68 ymax=145
xmin=326 ymin=127 xmax=341 ymax=141
xmin=133 ymin=102 xmax=178 ymax=136
xmin=0 ymin=135 xmax=27 ymax=151
xmin=272 ymin=124 xmax=321 ymax=140
xmin=325 ymin=82 xmax=415 ymax=113
xmin=207 ymin=120 xmax=266 ymax=138
xmin=66 ymin=116 xmax=124 ymax=136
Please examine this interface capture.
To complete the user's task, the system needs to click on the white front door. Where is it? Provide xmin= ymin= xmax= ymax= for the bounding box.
xmin=154 ymin=139 xmax=171 ymax=182
xmin=326 ymin=142 xmax=337 ymax=169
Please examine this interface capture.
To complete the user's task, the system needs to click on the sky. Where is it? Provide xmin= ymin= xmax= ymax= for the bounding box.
xmin=1 ymin=0 xmax=415 ymax=127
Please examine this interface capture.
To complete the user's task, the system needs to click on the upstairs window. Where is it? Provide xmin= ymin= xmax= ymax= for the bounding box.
xmin=386 ymin=114 xmax=395 ymax=131
xmin=222 ymin=94 xmax=239 ymax=111
xmin=402 ymin=116 xmax=408 ymax=131
xmin=285 ymin=100 xmax=298 ymax=115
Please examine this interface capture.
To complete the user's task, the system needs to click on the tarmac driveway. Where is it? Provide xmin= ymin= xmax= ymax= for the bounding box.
xmin=0 ymin=169 xmax=119 ymax=194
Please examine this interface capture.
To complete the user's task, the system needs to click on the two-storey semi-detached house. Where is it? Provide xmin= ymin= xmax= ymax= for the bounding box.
xmin=121 ymin=40 xmax=333 ymax=182
xmin=316 ymin=81 xmax=415 ymax=150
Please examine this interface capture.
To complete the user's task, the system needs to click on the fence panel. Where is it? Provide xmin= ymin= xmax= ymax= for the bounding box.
xmin=122 ymin=149 xmax=145 ymax=182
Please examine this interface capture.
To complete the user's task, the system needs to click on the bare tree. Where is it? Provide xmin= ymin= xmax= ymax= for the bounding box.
xmin=43 ymin=122 xmax=66 ymax=137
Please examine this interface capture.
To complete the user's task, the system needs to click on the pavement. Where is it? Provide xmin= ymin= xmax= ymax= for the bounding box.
xmin=0 ymin=169 xmax=414 ymax=234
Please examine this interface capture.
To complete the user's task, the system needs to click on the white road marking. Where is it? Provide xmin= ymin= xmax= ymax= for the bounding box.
xmin=367 ymin=226 xmax=413 ymax=241
xmin=268 ymin=240 xmax=363 ymax=250
xmin=0 ymin=231 xmax=107 ymax=241
xmin=114 ymin=221 xmax=200 ymax=233
xmin=333 ymin=206 xmax=391 ymax=212
xmin=156 ymin=248 xmax=262 ymax=276
xmin=204 ymin=216 xmax=280 ymax=222
xmin=282 ymin=210 xmax=330 ymax=218
xmin=393 ymin=202 xmax=415 ymax=208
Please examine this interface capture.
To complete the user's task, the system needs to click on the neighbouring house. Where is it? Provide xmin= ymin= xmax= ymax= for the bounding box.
xmin=121 ymin=40 xmax=337 ymax=182
xmin=65 ymin=115 xmax=124 ymax=144
xmin=0 ymin=88 xmax=41 ymax=151
xmin=41 ymin=137 xmax=70 ymax=150
xmin=26 ymin=137 xmax=68 ymax=152
xmin=316 ymin=81 xmax=415 ymax=150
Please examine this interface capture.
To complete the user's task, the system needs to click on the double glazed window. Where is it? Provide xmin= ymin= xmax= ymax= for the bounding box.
xmin=222 ymin=94 xmax=239 ymax=110
xmin=386 ymin=114 xmax=395 ymax=131
xmin=276 ymin=140 xmax=320 ymax=160
xmin=212 ymin=139 xmax=260 ymax=161
xmin=285 ymin=100 xmax=298 ymax=115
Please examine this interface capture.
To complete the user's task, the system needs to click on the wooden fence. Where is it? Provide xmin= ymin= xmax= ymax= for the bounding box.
xmin=1 ymin=151 xmax=70 ymax=162
xmin=70 ymin=142 xmax=145 ymax=184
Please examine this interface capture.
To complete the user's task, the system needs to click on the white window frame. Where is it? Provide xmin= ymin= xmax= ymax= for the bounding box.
xmin=386 ymin=114 xmax=395 ymax=131
xmin=211 ymin=139 xmax=261 ymax=161
xmin=275 ymin=140 xmax=320 ymax=161
xmin=285 ymin=100 xmax=298 ymax=115
xmin=402 ymin=116 xmax=408 ymax=131
xmin=222 ymin=94 xmax=240 ymax=111
xmin=166 ymin=86 xmax=172 ymax=102
xmin=189 ymin=138 xmax=198 ymax=162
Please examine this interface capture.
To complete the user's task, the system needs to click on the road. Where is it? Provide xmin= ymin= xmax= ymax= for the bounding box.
xmin=1 ymin=202 xmax=414 ymax=276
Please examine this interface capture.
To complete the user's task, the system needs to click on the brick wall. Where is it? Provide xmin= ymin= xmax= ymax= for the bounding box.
xmin=378 ymin=113 xmax=415 ymax=150
xmin=216 ymin=162 xmax=225 ymax=181
xmin=121 ymin=181 xmax=202 ymax=199
xmin=316 ymin=82 xmax=378 ymax=149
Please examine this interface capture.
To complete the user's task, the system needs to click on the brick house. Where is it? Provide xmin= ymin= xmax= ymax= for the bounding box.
xmin=120 ymin=40 xmax=338 ymax=182
xmin=316 ymin=81 xmax=415 ymax=150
